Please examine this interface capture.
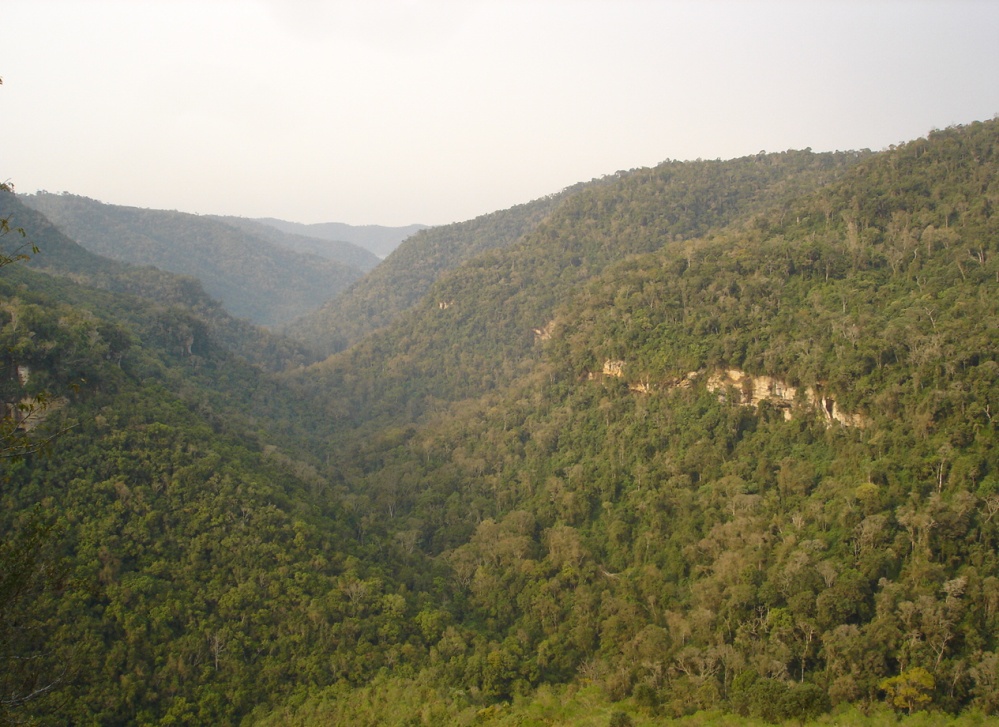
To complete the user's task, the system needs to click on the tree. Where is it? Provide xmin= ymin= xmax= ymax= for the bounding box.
xmin=880 ymin=667 xmax=935 ymax=714
xmin=781 ymin=683 xmax=831 ymax=725
xmin=1 ymin=180 xmax=38 ymax=269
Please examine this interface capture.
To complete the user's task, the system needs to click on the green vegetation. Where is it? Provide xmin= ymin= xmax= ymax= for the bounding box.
xmin=22 ymin=193 xmax=367 ymax=326
xmin=0 ymin=242 xmax=433 ymax=723
xmin=3 ymin=119 xmax=999 ymax=725
xmin=284 ymin=189 xmax=586 ymax=356
xmin=1 ymin=193 xmax=321 ymax=371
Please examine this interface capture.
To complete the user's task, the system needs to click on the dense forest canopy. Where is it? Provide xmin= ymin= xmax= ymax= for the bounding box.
xmin=2 ymin=119 xmax=999 ymax=725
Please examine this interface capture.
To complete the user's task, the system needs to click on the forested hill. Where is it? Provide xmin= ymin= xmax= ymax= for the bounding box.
xmin=286 ymin=149 xmax=867 ymax=359
xmin=0 ymin=192 xmax=318 ymax=371
xmin=1 ymin=204 xmax=434 ymax=724
xmin=210 ymin=215 xmax=381 ymax=272
xmin=280 ymin=121 xmax=999 ymax=722
xmin=284 ymin=188 xmax=587 ymax=356
xmin=21 ymin=193 xmax=367 ymax=327
xmin=300 ymin=147 xmax=870 ymax=426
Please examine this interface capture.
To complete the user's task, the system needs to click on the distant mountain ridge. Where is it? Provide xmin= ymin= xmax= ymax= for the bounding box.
xmin=210 ymin=216 xmax=381 ymax=272
xmin=21 ymin=193 xmax=367 ymax=327
xmin=255 ymin=218 xmax=427 ymax=258
xmin=0 ymin=191 xmax=320 ymax=371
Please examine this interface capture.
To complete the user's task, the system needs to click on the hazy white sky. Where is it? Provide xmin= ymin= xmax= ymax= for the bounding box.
xmin=3 ymin=1 xmax=998 ymax=226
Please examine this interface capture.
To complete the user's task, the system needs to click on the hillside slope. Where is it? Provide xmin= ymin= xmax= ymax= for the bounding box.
xmin=21 ymin=193 xmax=365 ymax=326
xmin=284 ymin=189 xmax=585 ymax=355
xmin=0 ymin=192 xmax=319 ymax=371
xmin=0 ymin=240 xmax=435 ymax=724
xmin=301 ymin=148 xmax=868 ymax=430
xmin=211 ymin=215 xmax=381 ymax=272
xmin=275 ymin=122 xmax=999 ymax=722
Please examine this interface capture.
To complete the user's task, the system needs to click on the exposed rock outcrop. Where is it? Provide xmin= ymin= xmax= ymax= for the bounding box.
xmin=587 ymin=361 xmax=868 ymax=427
xmin=602 ymin=360 xmax=625 ymax=378
xmin=532 ymin=321 xmax=556 ymax=341
xmin=706 ymin=369 xmax=799 ymax=415
xmin=705 ymin=368 xmax=868 ymax=428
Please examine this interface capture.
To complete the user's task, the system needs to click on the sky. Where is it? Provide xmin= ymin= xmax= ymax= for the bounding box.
xmin=3 ymin=1 xmax=999 ymax=227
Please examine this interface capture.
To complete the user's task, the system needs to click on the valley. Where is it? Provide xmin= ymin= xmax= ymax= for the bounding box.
xmin=2 ymin=120 xmax=998 ymax=725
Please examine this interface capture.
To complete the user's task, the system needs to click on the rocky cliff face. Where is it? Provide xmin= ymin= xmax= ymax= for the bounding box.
xmin=705 ymin=368 xmax=869 ymax=427
xmin=589 ymin=361 xmax=868 ymax=427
